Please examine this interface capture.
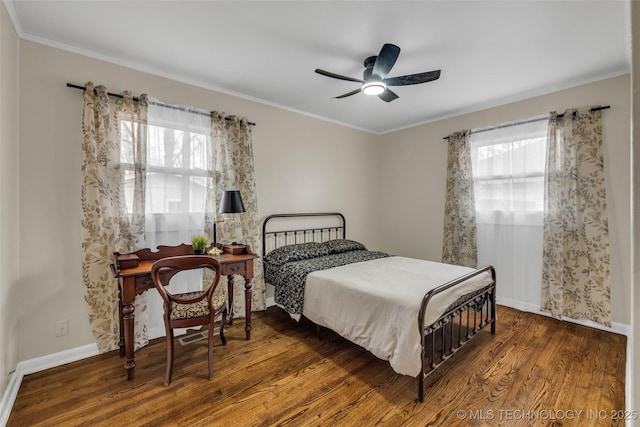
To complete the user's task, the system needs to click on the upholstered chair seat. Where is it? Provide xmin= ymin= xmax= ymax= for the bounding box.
xmin=170 ymin=292 xmax=227 ymax=321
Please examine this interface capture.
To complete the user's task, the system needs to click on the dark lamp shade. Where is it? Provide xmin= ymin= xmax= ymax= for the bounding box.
xmin=218 ymin=190 xmax=245 ymax=214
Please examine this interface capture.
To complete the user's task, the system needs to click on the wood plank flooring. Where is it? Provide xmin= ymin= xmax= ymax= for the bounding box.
xmin=7 ymin=306 xmax=626 ymax=426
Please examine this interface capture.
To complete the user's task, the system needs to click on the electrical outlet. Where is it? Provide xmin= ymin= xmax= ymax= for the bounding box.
xmin=55 ymin=319 xmax=68 ymax=337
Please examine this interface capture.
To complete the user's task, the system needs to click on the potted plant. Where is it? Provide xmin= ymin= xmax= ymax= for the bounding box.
xmin=191 ymin=235 xmax=207 ymax=255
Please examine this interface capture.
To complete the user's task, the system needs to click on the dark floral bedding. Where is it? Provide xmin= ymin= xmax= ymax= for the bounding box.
xmin=263 ymin=240 xmax=390 ymax=316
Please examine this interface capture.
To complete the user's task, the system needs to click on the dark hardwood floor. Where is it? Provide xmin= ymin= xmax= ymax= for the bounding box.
xmin=8 ymin=305 xmax=626 ymax=426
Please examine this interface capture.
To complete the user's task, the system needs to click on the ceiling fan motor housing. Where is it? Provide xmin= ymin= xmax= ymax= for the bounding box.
xmin=364 ymin=56 xmax=377 ymax=69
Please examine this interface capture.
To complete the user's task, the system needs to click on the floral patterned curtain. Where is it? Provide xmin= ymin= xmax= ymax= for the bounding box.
xmin=81 ymin=82 xmax=149 ymax=352
xmin=442 ymin=130 xmax=478 ymax=268
xmin=541 ymin=107 xmax=611 ymax=326
xmin=82 ymin=87 xmax=264 ymax=353
xmin=207 ymin=112 xmax=266 ymax=315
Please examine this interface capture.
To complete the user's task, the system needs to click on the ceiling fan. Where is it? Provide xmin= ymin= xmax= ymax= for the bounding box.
xmin=315 ymin=43 xmax=441 ymax=102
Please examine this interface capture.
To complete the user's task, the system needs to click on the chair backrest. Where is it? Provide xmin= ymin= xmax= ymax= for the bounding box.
xmin=151 ymin=255 xmax=222 ymax=307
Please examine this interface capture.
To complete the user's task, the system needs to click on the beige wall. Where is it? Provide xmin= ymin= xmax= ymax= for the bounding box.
xmin=16 ymin=40 xmax=382 ymax=361
xmin=0 ymin=1 xmax=20 ymax=398
xmin=377 ymin=75 xmax=631 ymax=326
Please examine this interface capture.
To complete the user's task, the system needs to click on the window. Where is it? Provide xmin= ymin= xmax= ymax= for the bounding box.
xmin=119 ymin=104 xmax=213 ymax=244
xmin=470 ymin=118 xmax=548 ymax=224
xmin=469 ymin=117 xmax=548 ymax=310
xmin=119 ymin=101 xmax=214 ymax=339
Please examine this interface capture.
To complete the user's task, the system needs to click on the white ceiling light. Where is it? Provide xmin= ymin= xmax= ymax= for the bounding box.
xmin=362 ymin=81 xmax=386 ymax=96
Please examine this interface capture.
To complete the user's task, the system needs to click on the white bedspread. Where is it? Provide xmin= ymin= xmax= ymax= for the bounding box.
xmin=302 ymin=256 xmax=493 ymax=377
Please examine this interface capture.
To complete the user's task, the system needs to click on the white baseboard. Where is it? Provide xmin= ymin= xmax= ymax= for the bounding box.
xmin=496 ymin=296 xmax=630 ymax=336
xmin=0 ymin=369 xmax=21 ymax=427
xmin=0 ymin=343 xmax=98 ymax=426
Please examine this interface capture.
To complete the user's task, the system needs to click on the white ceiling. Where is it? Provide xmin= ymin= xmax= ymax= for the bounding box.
xmin=5 ymin=0 xmax=630 ymax=134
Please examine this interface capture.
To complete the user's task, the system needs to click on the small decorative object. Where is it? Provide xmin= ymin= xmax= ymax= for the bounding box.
xmin=208 ymin=246 xmax=223 ymax=256
xmin=118 ymin=253 xmax=140 ymax=269
xmin=222 ymin=242 xmax=248 ymax=255
xmin=191 ymin=235 xmax=207 ymax=255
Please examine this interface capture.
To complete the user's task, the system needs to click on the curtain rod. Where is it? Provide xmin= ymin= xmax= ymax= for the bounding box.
xmin=66 ymin=82 xmax=256 ymax=126
xmin=442 ymin=105 xmax=610 ymax=140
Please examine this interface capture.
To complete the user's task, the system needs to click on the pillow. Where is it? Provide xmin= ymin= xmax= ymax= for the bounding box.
xmin=323 ymin=239 xmax=367 ymax=254
xmin=264 ymin=241 xmax=330 ymax=266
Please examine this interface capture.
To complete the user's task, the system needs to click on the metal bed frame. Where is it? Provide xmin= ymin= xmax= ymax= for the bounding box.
xmin=262 ymin=212 xmax=346 ymax=255
xmin=262 ymin=212 xmax=496 ymax=402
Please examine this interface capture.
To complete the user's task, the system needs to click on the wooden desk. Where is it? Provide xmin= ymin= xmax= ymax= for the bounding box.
xmin=112 ymin=244 xmax=257 ymax=380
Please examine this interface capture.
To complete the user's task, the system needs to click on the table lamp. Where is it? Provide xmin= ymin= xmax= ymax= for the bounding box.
xmin=213 ymin=190 xmax=245 ymax=249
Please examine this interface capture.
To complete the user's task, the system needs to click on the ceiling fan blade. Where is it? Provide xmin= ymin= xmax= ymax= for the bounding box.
xmin=334 ymin=88 xmax=362 ymax=99
xmin=378 ymin=89 xmax=399 ymax=102
xmin=385 ymin=70 xmax=441 ymax=86
xmin=315 ymin=69 xmax=363 ymax=83
xmin=372 ymin=43 xmax=401 ymax=79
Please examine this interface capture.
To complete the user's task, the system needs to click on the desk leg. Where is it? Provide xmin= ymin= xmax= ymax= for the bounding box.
xmin=244 ymin=278 xmax=252 ymax=340
xmin=122 ymin=302 xmax=136 ymax=380
xmin=227 ymin=275 xmax=235 ymax=325
xmin=226 ymin=274 xmax=251 ymax=340
xmin=118 ymin=290 xmax=125 ymax=357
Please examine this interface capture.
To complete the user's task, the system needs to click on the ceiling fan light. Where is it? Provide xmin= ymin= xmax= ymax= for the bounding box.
xmin=362 ymin=81 xmax=386 ymax=96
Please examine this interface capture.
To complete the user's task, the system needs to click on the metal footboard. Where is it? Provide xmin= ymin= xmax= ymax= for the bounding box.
xmin=417 ymin=265 xmax=497 ymax=402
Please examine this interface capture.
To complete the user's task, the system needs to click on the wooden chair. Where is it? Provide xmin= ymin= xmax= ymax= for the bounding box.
xmin=150 ymin=255 xmax=227 ymax=385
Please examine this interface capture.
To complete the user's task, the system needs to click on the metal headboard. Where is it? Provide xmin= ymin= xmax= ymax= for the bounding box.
xmin=262 ymin=213 xmax=346 ymax=256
